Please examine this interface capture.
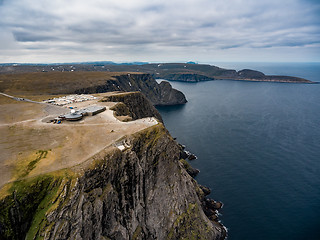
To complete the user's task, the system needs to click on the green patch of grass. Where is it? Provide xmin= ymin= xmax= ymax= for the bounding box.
xmin=0 ymin=175 xmax=58 ymax=239
xmin=138 ymin=124 xmax=166 ymax=147
xmin=179 ymin=159 xmax=192 ymax=172
xmin=25 ymin=178 xmax=64 ymax=240
xmin=0 ymin=168 xmax=76 ymax=240
xmin=167 ymin=203 xmax=211 ymax=240
xmin=20 ymin=150 xmax=49 ymax=178
xmin=27 ymin=150 xmax=47 ymax=172
xmin=132 ymin=225 xmax=142 ymax=240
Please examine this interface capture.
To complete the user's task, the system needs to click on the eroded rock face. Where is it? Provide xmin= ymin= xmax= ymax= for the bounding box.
xmin=0 ymin=87 xmax=224 ymax=240
xmin=75 ymin=73 xmax=187 ymax=106
xmin=102 ymin=92 xmax=163 ymax=122
xmin=0 ymin=125 xmax=226 ymax=240
xmin=41 ymin=126 xmax=225 ymax=240
xmin=158 ymin=81 xmax=188 ymax=105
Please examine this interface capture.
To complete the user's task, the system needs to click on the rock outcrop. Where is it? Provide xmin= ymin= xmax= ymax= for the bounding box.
xmin=0 ymin=125 xmax=226 ymax=240
xmin=101 ymin=92 xmax=163 ymax=122
xmin=75 ymin=73 xmax=187 ymax=106
xmin=157 ymin=81 xmax=188 ymax=105
xmin=0 ymin=72 xmax=187 ymax=106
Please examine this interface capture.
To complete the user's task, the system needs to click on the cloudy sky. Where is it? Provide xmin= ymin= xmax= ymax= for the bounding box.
xmin=0 ymin=0 xmax=319 ymax=63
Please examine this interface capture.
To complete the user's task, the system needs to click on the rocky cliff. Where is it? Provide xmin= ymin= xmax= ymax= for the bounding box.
xmin=157 ymin=81 xmax=188 ymax=106
xmin=0 ymin=90 xmax=224 ymax=240
xmin=0 ymin=72 xmax=187 ymax=106
xmin=0 ymin=124 xmax=226 ymax=240
xmin=101 ymin=92 xmax=163 ymax=122
xmin=75 ymin=73 xmax=187 ymax=105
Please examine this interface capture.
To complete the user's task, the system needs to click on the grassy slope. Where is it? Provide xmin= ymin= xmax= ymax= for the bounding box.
xmin=0 ymin=71 xmax=141 ymax=96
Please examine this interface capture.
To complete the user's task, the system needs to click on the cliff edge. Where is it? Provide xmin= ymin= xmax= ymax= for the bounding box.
xmin=0 ymin=72 xmax=187 ymax=106
xmin=0 ymin=125 xmax=226 ymax=240
xmin=0 ymin=91 xmax=225 ymax=240
xmin=101 ymin=91 xmax=163 ymax=122
xmin=75 ymin=73 xmax=187 ymax=105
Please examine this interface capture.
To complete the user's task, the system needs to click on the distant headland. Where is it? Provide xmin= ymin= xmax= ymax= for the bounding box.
xmin=0 ymin=62 xmax=315 ymax=83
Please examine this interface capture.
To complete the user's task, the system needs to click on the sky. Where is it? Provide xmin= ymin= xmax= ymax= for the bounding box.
xmin=0 ymin=0 xmax=320 ymax=63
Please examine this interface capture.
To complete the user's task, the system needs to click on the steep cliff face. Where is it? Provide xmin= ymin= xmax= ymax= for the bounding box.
xmin=157 ymin=81 xmax=189 ymax=106
xmin=101 ymin=92 xmax=163 ymax=122
xmin=75 ymin=73 xmax=187 ymax=106
xmin=0 ymin=72 xmax=187 ymax=106
xmin=0 ymin=125 xmax=225 ymax=240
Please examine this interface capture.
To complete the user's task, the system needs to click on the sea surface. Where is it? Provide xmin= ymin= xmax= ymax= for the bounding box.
xmin=156 ymin=62 xmax=320 ymax=240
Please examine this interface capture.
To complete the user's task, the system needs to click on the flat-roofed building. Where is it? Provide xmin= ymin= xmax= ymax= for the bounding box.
xmin=61 ymin=105 xmax=106 ymax=121
xmin=83 ymin=106 xmax=106 ymax=116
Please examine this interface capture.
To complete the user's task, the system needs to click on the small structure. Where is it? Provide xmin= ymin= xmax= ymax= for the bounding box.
xmin=117 ymin=145 xmax=126 ymax=151
xmin=43 ymin=94 xmax=97 ymax=106
xmin=60 ymin=105 xmax=106 ymax=121
xmin=83 ymin=106 xmax=106 ymax=116
xmin=64 ymin=113 xmax=83 ymax=121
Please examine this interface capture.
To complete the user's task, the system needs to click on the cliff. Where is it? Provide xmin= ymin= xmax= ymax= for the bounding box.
xmin=0 ymin=90 xmax=225 ymax=240
xmin=0 ymin=125 xmax=225 ymax=240
xmin=75 ymin=74 xmax=187 ymax=106
xmin=0 ymin=72 xmax=187 ymax=106
xmin=101 ymin=92 xmax=163 ymax=122
xmin=157 ymin=81 xmax=188 ymax=106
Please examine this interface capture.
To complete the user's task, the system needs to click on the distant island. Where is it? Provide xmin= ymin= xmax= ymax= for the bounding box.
xmin=0 ymin=62 xmax=315 ymax=83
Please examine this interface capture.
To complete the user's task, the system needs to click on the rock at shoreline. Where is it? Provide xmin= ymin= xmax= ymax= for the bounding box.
xmin=179 ymin=159 xmax=200 ymax=178
xmin=188 ymin=154 xmax=197 ymax=160
xmin=199 ymin=185 xmax=211 ymax=196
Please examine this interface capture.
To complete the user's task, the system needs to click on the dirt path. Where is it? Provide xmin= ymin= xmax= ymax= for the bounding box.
xmin=0 ymin=92 xmax=42 ymax=104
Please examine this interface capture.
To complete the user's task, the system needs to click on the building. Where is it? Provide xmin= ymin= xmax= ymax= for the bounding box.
xmin=82 ymin=106 xmax=106 ymax=116
xmin=62 ymin=106 xmax=106 ymax=121
xmin=64 ymin=113 xmax=83 ymax=121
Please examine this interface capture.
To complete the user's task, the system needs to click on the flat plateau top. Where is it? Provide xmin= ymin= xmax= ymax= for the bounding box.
xmin=0 ymin=92 xmax=158 ymax=187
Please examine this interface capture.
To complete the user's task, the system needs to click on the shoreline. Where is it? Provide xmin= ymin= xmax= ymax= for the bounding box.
xmin=157 ymin=77 xmax=317 ymax=84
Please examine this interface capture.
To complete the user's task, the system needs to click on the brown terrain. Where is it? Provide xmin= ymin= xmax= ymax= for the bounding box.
xmin=0 ymin=71 xmax=227 ymax=240
xmin=0 ymin=92 xmax=158 ymax=188
xmin=0 ymin=71 xmax=138 ymax=96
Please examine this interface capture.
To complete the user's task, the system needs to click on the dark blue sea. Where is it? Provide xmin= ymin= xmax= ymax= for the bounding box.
xmin=156 ymin=62 xmax=320 ymax=240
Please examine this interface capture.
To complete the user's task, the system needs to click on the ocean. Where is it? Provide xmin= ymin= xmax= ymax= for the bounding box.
xmin=156 ymin=62 xmax=320 ymax=240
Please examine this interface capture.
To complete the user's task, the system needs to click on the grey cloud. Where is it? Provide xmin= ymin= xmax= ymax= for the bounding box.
xmin=13 ymin=31 xmax=59 ymax=42
xmin=142 ymin=4 xmax=165 ymax=13
xmin=0 ymin=0 xmax=319 ymax=62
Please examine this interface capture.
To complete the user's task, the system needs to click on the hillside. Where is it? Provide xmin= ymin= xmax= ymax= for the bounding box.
xmin=0 ymin=62 xmax=314 ymax=83
xmin=0 ymin=72 xmax=187 ymax=106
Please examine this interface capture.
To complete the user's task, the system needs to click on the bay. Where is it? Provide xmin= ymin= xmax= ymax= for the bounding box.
xmin=157 ymin=62 xmax=320 ymax=240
